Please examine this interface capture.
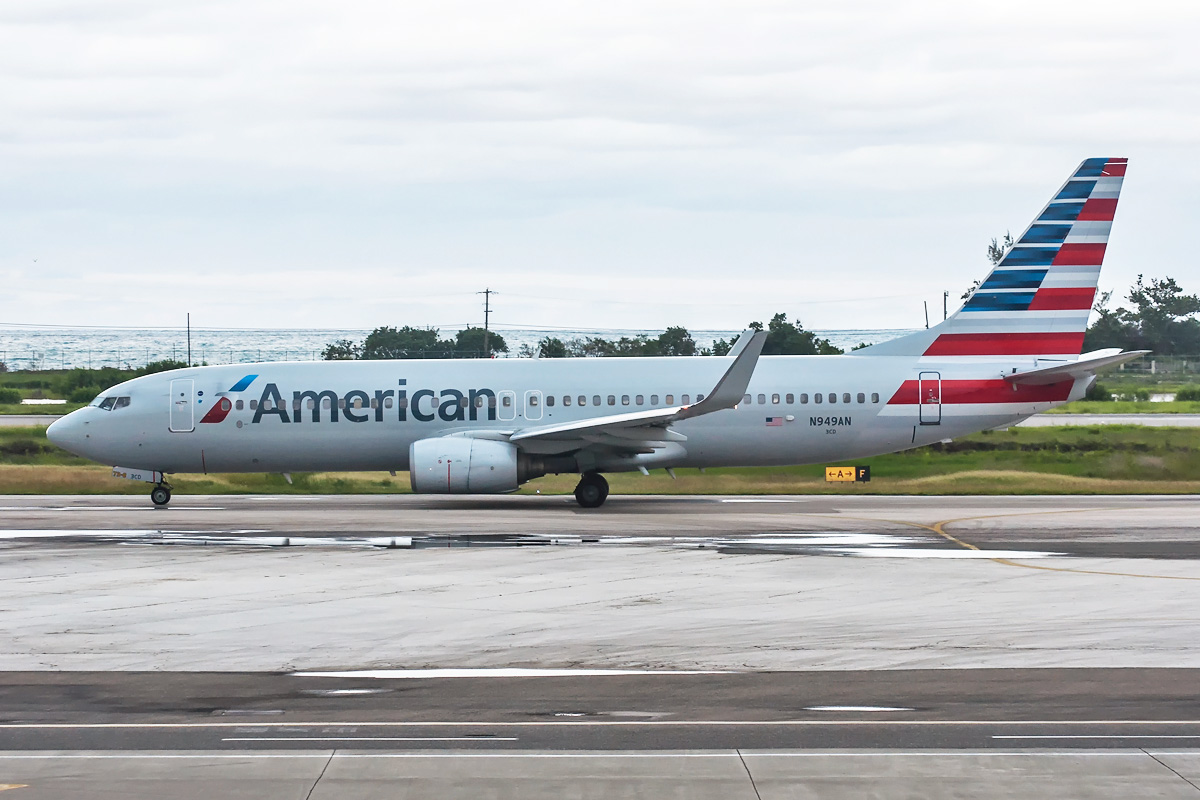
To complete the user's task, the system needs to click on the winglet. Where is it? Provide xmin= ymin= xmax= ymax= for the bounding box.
xmin=675 ymin=330 xmax=767 ymax=421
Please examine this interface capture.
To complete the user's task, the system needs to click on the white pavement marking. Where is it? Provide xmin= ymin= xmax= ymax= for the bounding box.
xmin=805 ymin=706 xmax=914 ymax=712
xmin=994 ymin=735 xmax=1200 ymax=740
xmin=294 ymin=668 xmax=733 ymax=679
xmin=222 ymin=737 xmax=520 ymax=742
xmin=6 ymin=720 xmax=1200 ymax=729
xmin=0 ymin=751 xmax=1170 ymax=760
xmin=719 ymin=499 xmax=800 ymax=503
xmin=0 ymin=506 xmax=224 ymax=512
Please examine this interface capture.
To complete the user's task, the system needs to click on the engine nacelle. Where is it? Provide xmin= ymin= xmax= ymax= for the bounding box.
xmin=409 ymin=437 xmax=522 ymax=494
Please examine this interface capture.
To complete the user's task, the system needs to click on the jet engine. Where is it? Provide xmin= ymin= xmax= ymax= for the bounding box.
xmin=409 ymin=437 xmax=576 ymax=494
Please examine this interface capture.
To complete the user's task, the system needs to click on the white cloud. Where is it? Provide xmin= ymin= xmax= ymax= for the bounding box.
xmin=0 ymin=0 xmax=1197 ymax=331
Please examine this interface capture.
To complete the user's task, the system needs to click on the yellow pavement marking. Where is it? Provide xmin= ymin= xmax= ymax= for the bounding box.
xmin=870 ymin=508 xmax=1200 ymax=582
xmin=800 ymin=507 xmax=1200 ymax=581
xmin=0 ymin=785 xmax=27 ymax=792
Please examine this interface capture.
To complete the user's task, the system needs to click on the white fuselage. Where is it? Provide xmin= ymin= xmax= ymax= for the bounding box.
xmin=47 ymin=352 xmax=1084 ymax=476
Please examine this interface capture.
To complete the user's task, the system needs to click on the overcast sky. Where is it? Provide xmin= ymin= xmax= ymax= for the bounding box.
xmin=1 ymin=0 xmax=1197 ymax=333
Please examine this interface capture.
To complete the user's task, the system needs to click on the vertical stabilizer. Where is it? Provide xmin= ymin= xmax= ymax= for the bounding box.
xmin=857 ymin=158 xmax=1126 ymax=358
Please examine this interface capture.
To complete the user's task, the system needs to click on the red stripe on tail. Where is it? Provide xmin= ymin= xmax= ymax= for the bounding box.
xmin=923 ymin=332 xmax=1085 ymax=356
xmin=1027 ymin=287 xmax=1096 ymax=311
xmin=1053 ymin=243 xmax=1107 ymax=265
xmin=1077 ymin=198 xmax=1118 ymax=221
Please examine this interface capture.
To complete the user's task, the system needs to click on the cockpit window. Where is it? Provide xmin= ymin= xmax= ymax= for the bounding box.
xmin=98 ymin=397 xmax=117 ymax=411
xmin=90 ymin=395 xmax=105 ymax=407
xmin=95 ymin=396 xmax=130 ymax=411
xmin=114 ymin=397 xmax=131 ymax=409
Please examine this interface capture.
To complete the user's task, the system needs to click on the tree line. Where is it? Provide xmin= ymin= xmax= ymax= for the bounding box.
xmin=322 ymin=314 xmax=843 ymax=361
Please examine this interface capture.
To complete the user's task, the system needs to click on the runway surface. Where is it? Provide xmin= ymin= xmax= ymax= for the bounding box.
xmin=5 ymin=493 xmax=1200 ymax=797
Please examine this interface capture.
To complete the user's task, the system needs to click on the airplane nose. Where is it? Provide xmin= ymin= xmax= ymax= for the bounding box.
xmin=46 ymin=411 xmax=84 ymax=453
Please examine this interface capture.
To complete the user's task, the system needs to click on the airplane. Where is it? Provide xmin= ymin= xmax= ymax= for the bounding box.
xmin=48 ymin=158 xmax=1140 ymax=508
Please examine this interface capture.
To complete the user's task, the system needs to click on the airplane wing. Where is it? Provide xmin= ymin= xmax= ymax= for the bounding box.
xmin=1005 ymin=349 xmax=1149 ymax=386
xmin=508 ymin=330 xmax=767 ymax=448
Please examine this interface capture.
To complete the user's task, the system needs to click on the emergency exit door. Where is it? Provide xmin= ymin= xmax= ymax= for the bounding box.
xmin=918 ymin=371 xmax=941 ymax=425
xmin=169 ymin=379 xmax=195 ymax=432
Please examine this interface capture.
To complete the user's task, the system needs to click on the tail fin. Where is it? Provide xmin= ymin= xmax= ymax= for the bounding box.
xmin=857 ymin=158 xmax=1126 ymax=358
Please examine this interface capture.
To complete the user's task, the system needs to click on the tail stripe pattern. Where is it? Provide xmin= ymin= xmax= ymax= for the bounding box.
xmin=926 ymin=158 xmax=1126 ymax=358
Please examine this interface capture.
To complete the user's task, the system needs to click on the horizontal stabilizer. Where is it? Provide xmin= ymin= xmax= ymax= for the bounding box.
xmin=1005 ymin=349 xmax=1148 ymax=386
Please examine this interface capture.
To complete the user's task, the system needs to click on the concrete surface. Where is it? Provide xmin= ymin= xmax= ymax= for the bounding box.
xmin=2 ymin=495 xmax=1200 ymax=671
xmin=2 ymin=750 xmax=1199 ymax=799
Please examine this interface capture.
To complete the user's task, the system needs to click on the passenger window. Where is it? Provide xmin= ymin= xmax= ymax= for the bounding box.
xmin=593 ymin=395 xmax=601 ymax=406
xmin=385 ymin=397 xmax=394 ymax=408
xmin=250 ymin=400 xmax=258 ymax=410
xmin=578 ymin=395 xmax=586 ymax=406
xmin=757 ymin=393 xmax=766 ymax=405
xmin=665 ymin=394 xmax=674 ymax=405
xmin=814 ymin=394 xmax=822 ymax=404
xmin=651 ymin=394 xmax=659 ymax=405
xmin=621 ymin=395 xmax=629 ymax=406
xmin=828 ymin=393 xmax=837 ymax=404
xmin=563 ymin=396 xmax=572 ymax=407
xmin=307 ymin=398 xmax=316 ymax=410
xmin=785 ymin=393 xmax=794 ymax=404
xmin=546 ymin=396 xmax=555 ymax=407
xmin=681 ymin=394 xmax=691 ymax=404
xmin=322 ymin=398 xmax=332 ymax=410
xmin=371 ymin=397 xmax=378 ymax=409
xmin=771 ymin=394 xmax=780 ymax=404
xmin=474 ymin=396 xmax=484 ymax=408
xmin=608 ymin=395 xmax=616 ymax=406
xmin=635 ymin=395 xmax=644 ymax=405
xmin=697 ymin=394 xmax=704 ymax=401
xmin=486 ymin=396 xmax=495 ymax=408
xmin=502 ymin=396 xmax=512 ymax=407
xmin=293 ymin=398 xmax=302 ymax=411
xmin=843 ymin=393 xmax=851 ymax=404
xmin=798 ymin=393 xmax=807 ymax=404
xmin=743 ymin=394 xmax=752 ymax=405
xmin=99 ymin=397 xmax=116 ymax=410
xmin=114 ymin=396 xmax=131 ymax=409
xmin=460 ymin=397 xmax=469 ymax=408
xmin=857 ymin=393 xmax=865 ymax=404
xmin=400 ymin=397 xmax=410 ymax=408
xmin=871 ymin=392 xmax=879 ymax=403
xmin=429 ymin=395 xmax=440 ymax=407
xmin=235 ymin=399 xmax=244 ymax=411
xmin=529 ymin=395 xmax=539 ymax=406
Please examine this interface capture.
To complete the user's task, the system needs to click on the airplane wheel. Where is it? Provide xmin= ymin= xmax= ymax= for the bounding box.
xmin=574 ymin=473 xmax=609 ymax=509
xmin=151 ymin=485 xmax=172 ymax=507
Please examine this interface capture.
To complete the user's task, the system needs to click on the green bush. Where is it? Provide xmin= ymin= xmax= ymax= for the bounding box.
xmin=0 ymin=388 xmax=21 ymax=405
xmin=1175 ymin=385 xmax=1200 ymax=401
xmin=68 ymin=386 xmax=101 ymax=404
xmin=1085 ymin=381 xmax=1112 ymax=401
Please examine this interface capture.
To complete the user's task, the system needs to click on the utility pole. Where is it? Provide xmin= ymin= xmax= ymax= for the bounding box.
xmin=478 ymin=288 xmax=496 ymax=357
xmin=187 ymin=313 xmax=192 ymax=366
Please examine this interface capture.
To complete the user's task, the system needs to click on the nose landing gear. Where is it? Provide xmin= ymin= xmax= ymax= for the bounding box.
xmin=150 ymin=483 xmax=173 ymax=507
xmin=573 ymin=472 xmax=609 ymax=509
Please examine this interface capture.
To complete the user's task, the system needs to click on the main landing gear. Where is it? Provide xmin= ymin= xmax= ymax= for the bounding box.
xmin=150 ymin=483 xmax=173 ymax=507
xmin=573 ymin=472 xmax=609 ymax=509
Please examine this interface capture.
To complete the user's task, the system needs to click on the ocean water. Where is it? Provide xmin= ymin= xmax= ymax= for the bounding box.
xmin=0 ymin=327 xmax=915 ymax=371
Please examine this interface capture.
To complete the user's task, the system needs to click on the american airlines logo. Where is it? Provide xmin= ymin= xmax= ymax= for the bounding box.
xmin=249 ymin=381 xmax=500 ymax=424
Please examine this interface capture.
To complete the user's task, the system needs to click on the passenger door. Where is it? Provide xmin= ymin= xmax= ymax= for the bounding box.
xmin=918 ymin=371 xmax=941 ymax=426
xmin=169 ymin=379 xmax=195 ymax=432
